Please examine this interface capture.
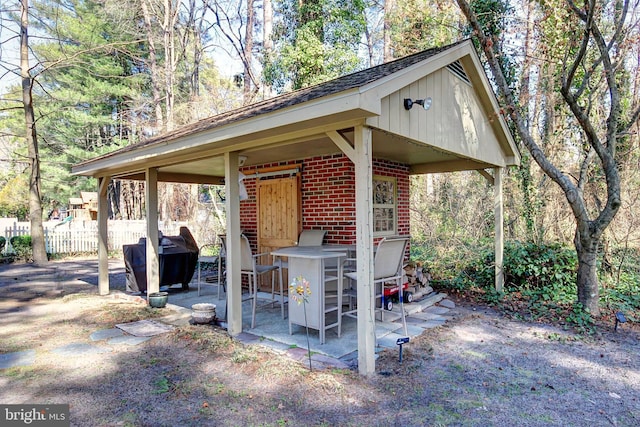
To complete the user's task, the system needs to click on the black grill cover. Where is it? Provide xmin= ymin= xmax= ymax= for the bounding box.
xmin=124 ymin=227 xmax=199 ymax=292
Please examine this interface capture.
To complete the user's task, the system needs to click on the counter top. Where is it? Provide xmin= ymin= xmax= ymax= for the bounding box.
xmin=271 ymin=246 xmax=348 ymax=259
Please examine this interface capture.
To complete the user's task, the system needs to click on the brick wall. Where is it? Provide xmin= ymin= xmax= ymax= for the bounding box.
xmin=301 ymin=154 xmax=356 ymax=245
xmin=239 ymin=154 xmax=410 ymax=247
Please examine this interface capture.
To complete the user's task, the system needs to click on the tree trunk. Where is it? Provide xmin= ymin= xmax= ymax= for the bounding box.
xmin=262 ymin=0 xmax=273 ymax=97
xmin=454 ymin=0 xmax=634 ymax=318
xmin=574 ymin=229 xmax=600 ymax=314
xmin=300 ymin=0 xmax=322 ymax=39
xmin=109 ymin=180 xmax=122 ymax=220
xmin=20 ymin=0 xmax=47 ymax=265
xmin=140 ymin=0 xmax=164 ymax=132
xmin=383 ymin=0 xmax=395 ymax=61
xmin=189 ymin=0 xmax=202 ymax=99
xmin=243 ymin=0 xmax=254 ymax=102
xmin=163 ymin=0 xmax=180 ymax=131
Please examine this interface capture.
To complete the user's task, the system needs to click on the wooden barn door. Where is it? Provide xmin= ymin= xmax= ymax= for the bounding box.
xmin=257 ymin=174 xmax=300 ymax=290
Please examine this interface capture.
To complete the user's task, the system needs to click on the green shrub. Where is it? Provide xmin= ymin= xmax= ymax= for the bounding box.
xmin=409 ymin=240 xmax=438 ymax=267
xmin=410 ymin=237 xmax=494 ymax=284
xmin=10 ymin=235 xmax=32 ymax=261
xmin=0 ymin=236 xmax=5 ymax=253
xmin=412 ymin=239 xmax=639 ymax=329
xmin=599 ymin=248 xmax=640 ymax=322
xmin=454 ymin=241 xmax=577 ymax=297
xmin=437 ymin=241 xmax=582 ymax=322
xmin=504 ymin=241 xmax=577 ymax=301
xmin=600 ymin=272 xmax=640 ymax=322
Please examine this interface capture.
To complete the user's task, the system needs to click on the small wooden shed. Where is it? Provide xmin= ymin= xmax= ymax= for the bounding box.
xmin=72 ymin=39 xmax=520 ymax=375
xmin=68 ymin=191 xmax=98 ymax=220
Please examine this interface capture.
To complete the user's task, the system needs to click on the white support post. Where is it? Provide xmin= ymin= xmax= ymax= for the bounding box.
xmin=225 ymin=152 xmax=243 ymax=336
xmin=97 ymin=176 xmax=110 ymax=295
xmin=494 ymin=167 xmax=504 ymax=292
xmin=354 ymin=125 xmax=376 ymax=376
xmin=145 ymin=168 xmax=160 ymax=297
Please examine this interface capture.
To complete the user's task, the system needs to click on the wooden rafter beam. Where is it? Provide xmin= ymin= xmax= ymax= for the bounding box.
xmin=112 ymin=172 xmax=224 ymax=185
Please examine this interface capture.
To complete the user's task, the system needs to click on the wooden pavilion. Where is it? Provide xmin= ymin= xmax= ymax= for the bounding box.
xmin=72 ymin=39 xmax=520 ymax=375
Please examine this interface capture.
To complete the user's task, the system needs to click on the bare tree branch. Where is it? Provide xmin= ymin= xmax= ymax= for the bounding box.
xmin=455 ymin=0 xmax=584 ymax=217
xmin=455 ymin=0 xmax=634 ymax=315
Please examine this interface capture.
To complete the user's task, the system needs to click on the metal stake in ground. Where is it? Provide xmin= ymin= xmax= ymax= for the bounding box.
xmin=614 ymin=311 xmax=626 ymax=332
xmin=397 ymin=337 xmax=409 ymax=363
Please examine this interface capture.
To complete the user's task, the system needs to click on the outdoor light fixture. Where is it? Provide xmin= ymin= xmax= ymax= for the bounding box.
xmin=614 ymin=311 xmax=627 ymax=332
xmin=238 ymin=156 xmax=248 ymax=201
xmin=404 ymin=97 xmax=432 ymax=111
xmin=396 ymin=337 xmax=410 ymax=363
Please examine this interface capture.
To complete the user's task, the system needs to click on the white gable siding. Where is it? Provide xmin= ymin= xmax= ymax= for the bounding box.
xmin=369 ymin=68 xmax=507 ymax=167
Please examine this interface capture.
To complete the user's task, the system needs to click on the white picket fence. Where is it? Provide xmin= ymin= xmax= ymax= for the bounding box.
xmin=1 ymin=219 xmax=188 ymax=255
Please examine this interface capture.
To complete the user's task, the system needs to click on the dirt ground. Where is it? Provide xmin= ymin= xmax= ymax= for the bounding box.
xmin=1 ymin=261 xmax=639 ymax=427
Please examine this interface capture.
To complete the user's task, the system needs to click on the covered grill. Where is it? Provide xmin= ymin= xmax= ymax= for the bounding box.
xmin=123 ymin=227 xmax=199 ymax=293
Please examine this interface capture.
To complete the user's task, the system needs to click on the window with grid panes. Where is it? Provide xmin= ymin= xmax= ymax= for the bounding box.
xmin=373 ymin=175 xmax=396 ymax=236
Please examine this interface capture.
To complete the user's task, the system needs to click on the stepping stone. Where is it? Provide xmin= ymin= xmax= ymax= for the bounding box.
xmin=423 ymin=305 xmax=450 ymax=315
xmin=340 ymin=350 xmax=358 ymax=361
xmin=0 ymin=350 xmax=36 ymax=369
xmin=409 ymin=311 xmax=447 ymax=321
xmin=115 ymin=319 xmax=175 ymax=337
xmin=404 ymin=303 xmax=425 ymax=316
xmin=439 ymin=299 xmax=456 ymax=309
xmin=379 ymin=310 xmax=402 ymax=323
xmin=310 ymin=353 xmax=351 ymax=370
xmin=90 ymin=328 xmax=124 ymax=341
xmin=414 ymin=292 xmax=446 ymax=309
xmin=405 ymin=316 xmax=428 ymax=324
xmin=159 ymin=312 xmax=192 ymax=326
xmin=234 ymin=332 xmax=262 ymax=345
xmin=375 ymin=320 xmax=402 ymax=335
xmin=107 ymin=336 xmax=152 ymax=346
xmin=407 ymin=307 xmax=449 ymax=328
xmin=259 ymin=339 xmax=293 ymax=353
xmin=404 ymin=324 xmax=426 ymax=337
xmin=421 ymin=319 xmax=446 ymax=329
xmin=51 ymin=343 xmax=111 ymax=357
xmin=387 ymin=321 xmax=420 ymax=336
xmin=287 ymin=347 xmax=311 ymax=362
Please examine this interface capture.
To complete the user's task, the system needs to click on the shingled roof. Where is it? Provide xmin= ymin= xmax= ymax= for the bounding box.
xmin=80 ymin=40 xmax=467 ymax=164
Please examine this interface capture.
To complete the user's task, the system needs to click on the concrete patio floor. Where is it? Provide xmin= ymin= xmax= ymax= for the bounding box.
xmin=0 ymin=258 xmax=455 ymax=369
xmin=166 ymin=278 xmax=453 ymax=366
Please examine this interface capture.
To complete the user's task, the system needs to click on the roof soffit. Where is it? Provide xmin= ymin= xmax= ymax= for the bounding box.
xmin=72 ymin=113 xmax=369 ymax=178
xmin=72 ymin=92 xmax=375 ymax=177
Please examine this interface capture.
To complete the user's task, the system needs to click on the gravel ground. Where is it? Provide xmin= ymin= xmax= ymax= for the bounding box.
xmin=376 ymin=305 xmax=640 ymax=427
xmin=1 ymin=259 xmax=639 ymax=426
